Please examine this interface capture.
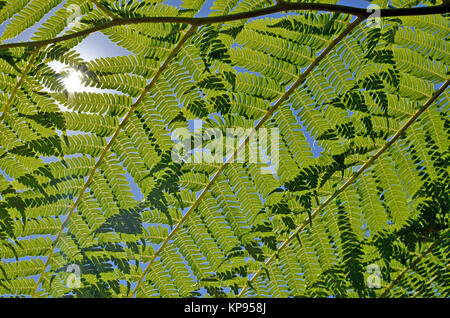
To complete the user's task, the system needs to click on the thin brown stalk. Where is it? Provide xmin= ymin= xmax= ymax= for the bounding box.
xmin=0 ymin=48 xmax=40 ymax=124
xmin=30 ymin=25 xmax=198 ymax=298
xmin=129 ymin=15 xmax=366 ymax=298
xmin=0 ymin=3 xmax=448 ymax=50
xmin=380 ymin=237 xmax=444 ymax=298
xmin=238 ymin=79 xmax=449 ymax=297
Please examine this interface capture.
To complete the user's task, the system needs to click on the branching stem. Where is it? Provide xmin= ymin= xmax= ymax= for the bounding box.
xmin=130 ymin=15 xmax=367 ymax=298
xmin=238 ymin=79 xmax=449 ymax=297
xmin=380 ymin=237 xmax=444 ymax=298
xmin=0 ymin=3 xmax=448 ymax=49
xmin=30 ymin=24 xmax=198 ymax=299
xmin=0 ymin=47 xmax=41 ymax=124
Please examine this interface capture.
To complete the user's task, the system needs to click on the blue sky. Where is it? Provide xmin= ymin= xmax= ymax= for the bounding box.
xmin=0 ymin=0 xmax=376 ymax=224
xmin=0 ymin=0 xmax=372 ymax=55
xmin=0 ymin=0 xmax=377 ymax=297
xmin=0 ymin=0 xmax=373 ymax=186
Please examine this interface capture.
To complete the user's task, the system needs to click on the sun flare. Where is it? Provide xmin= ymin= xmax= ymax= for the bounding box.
xmin=63 ymin=69 xmax=85 ymax=93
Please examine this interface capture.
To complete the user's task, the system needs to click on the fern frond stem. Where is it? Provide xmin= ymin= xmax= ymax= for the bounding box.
xmin=89 ymin=0 xmax=117 ymax=20
xmin=0 ymin=47 xmax=40 ymax=124
xmin=129 ymin=15 xmax=366 ymax=298
xmin=380 ymin=237 xmax=444 ymax=298
xmin=1 ymin=3 xmax=448 ymax=49
xmin=411 ymin=262 xmax=450 ymax=298
xmin=238 ymin=79 xmax=449 ymax=297
xmin=30 ymin=25 xmax=198 ymax=298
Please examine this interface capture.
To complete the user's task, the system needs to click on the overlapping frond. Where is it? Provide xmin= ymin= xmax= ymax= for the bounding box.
xmin=0 ymin=0 xmax=448 ymax=298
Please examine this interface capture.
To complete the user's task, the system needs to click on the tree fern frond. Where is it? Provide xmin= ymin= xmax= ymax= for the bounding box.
xmin=0 ymin=0 xmax=448 ymax=299
xmin=0 ymin=0 xmax=63 ymax=41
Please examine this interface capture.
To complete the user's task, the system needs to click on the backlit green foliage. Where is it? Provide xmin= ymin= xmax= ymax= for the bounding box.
xmin=0 ymin=0 xmax=448 ymax=298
